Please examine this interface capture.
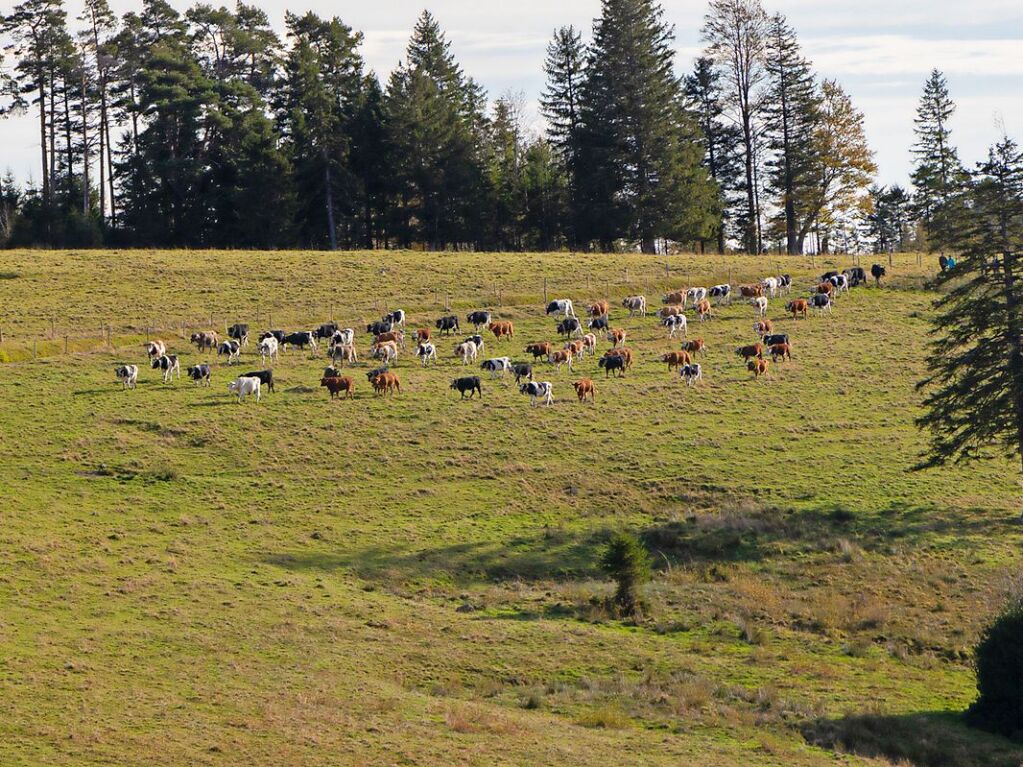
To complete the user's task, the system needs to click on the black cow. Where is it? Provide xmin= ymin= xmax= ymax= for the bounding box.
xmin=557 ymin=317 xmax=581 ymax=338
xmin=821 ymin=271 xmax=840 ymax=282
xmin=243 ymin=370 xmax=275 ymax=393
xmin=845 ymin=267 xmax=867 ymax=287
xmin=316 ymin=322 xmax=339 ymax=340
xmin=598 ymin=355 xmax=626 ymax=378
xmin=762 ymin=334 xmax=790 ymax=348
xmin=450 ymin=376 xmax=482 ymax=400
xmin=227 ymin=323 xmax=249 ymax=345
xmin=283 ymin=331 xmax=316 ymax=351
xmin=366 ymin=319 xmax=392 ymax=336
xmin=435 ymin=316 xmax=460 ymax=336
xmin=811 ymin=294 xmax=832 ymax=313
xmin=467 ymin=311 xmax=491 ymax=330
xmin=871 ymin=264 xmax=887 ymax=286
xmin=187 ymin=364 xmax=212 ymax=386
xmin=512 ymin=363 xmax=533 ymax=384
xmin=588 ymin=315 xmax=610 ymax=332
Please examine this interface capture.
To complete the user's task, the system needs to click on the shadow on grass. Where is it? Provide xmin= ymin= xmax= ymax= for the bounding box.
xmin=803 ymin=711 xmax=1023 ymax=767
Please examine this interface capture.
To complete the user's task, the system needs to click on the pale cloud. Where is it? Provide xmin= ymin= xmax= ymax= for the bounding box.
xmin=804 ymin=36 xmax=1023 ymax=77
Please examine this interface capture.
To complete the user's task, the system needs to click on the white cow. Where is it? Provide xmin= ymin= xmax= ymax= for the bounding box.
xmin=622 ymin=296 xmax=647 ymax=317
xmin=761 ymin=277 xmax=779 ymax=297
xmin=687 ymin=287 xmax=708 ymax=306
xmin=331 ymin=328 xmax=355 ymax=348
xmin=115 ymin=364 xmax=138 ymax=390
xmin=258 ymin=336 xmax=279 ymax=364
xmin=750 ymin=296 xmax=769 ymax=318
xmin=144 ymin=340 xmax=167 ymax=359
xmin=546 ymin=299 xmax=576 ymax=318
xmin=228 ymin=376 xmax=261 ymax=403
xmin=455 ymin=340 xmax=479 ymax=365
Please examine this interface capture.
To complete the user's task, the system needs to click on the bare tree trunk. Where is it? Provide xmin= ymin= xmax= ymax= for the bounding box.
xmin=323 ymin=150 xmax=337 ymax=251
xmin=81 ymin=67 xmax=90 ymax=216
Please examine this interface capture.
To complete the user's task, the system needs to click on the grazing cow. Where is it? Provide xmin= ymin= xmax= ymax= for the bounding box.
xmin=846 ymin=267 xmax=867 ymax=287
xmin=581 ymin=333 xmax=598 ymax=356
xmin=736 ymin=343 xmax=764 ymax=362
xmin=316 ymin=322 xmax=340 ymax=340
xmin=451 ymin=376 xmax=482 ymax=400
xmin=681 ymin=339 xmax=706 ymax=357
xmin=548 ymin=349 xmax=573 ymax=373
xmin=871 ymin=264 xmax=887 ymax=286
xmin=228 ymin=376 xmax=261 ymax=402
xmin=366 ymin=366 xmax=389 ymax=382
xmin=489 ymin=321 xmax=514 ymax=340
xmin=115 ymin=364 xmax=138 ymax=390
xmin=367 ymin=319 xmax=393 ymax=336
xmin=151 ymin=354 xmax=180 ymax=383
xmin=329 ymin=344 xmax=358 ymax=367
xmin=754 ymin=320 xmax=774 ymax=336
xmin=662 ymin=291 xmax=686 ymax=306
xmin=811 ymin=293 xmax=833 ymax=315
xmin=243 ymin=370 xmax=275 ymax=393
xmin=375 ymin=329 xmax=406 ymax=349
xmin=144 ymin=340 xmax=167 ymax=359
xmin=385 ymin=310 xmax=406 ymax=328
xmin=573 ymin=378 xmax=595 ymax=403
xmin=191 ymin=331 xmax=218 ymax=353
xmin=417 ymin=342 xmax=438 ymax=367
xmin=607 ymin=329 xmax=626 ymax=349
xmin=604 ymin=348 xmax=634 ymax=369
xmin=687 ymin=287 xmax=709 ymax=306
xmin=455 ymin=340 xmax=479 ymax=365
xmin=769 ymin=343 xmax=792 ymax=362
xmin=622 ymin=296 xmax=647 ymax=317
xmin=661 ymin=351 xmax=693 ymax=372
xmin=481 ymin=357 xmax=514 ymax=379
xmin=217 ymin=339 xmax=241 ymax=364
xmin=512 ymin=363 xmax=533 ymax=384
xmin=371 ymin=372 xmax=401 ymax=396
xmin=740 ymin=284 xmax=764 ymax=299
xmin=588 ymin=300 xmax=610 ymax=317
xmin=228 ymin=323 xmax=249 ymax=346
xmin=564 ymin=339 xmax=586 ymax=359
xmin=546 ymin=299 xmax=576 ymax=318
xmin=709 ymin=284 xmax=731 ymax=305
xmin=187 ymin=364 xmax=212 ymax=386
xmin=762 ymin=334 xmax=790 ymax=349
xmin=261 ymin=330 xmax=286 ymax=345
xmin=680 ymin=364 xmax=703 ymax=387
xmin=821 ymin=271 xmax=840 ymax=283
xmin=258 ymin=335 xmax=279 ymax=364
xmin=598 ymin=355 xmax=626 ymax=378
xmin=750 ymin=296 xmax=769 ymax=318
xmin=778 ymin=275 xmax=793 ymax=294
xmin=658 ymin=305 xmax=685 ymax=320
xmin=526 ymin=342 xmax=553 ymax=361
xmin=816 ymin=282 xmax=835 ymax=298
xmin=467 ymin=311 xmax=491 ymax=330
xmin=465 ymin=334 xmax=485 ymax=354
xmin=557 ymin=317 xmax=583 ymax=338
xmin=588 ymin=315 xmax=610 ymax=333
xmin=283 ymin=331 xmax=317 ymax=351
xmin=786 ymin=299 xmax=809 ymax=320
xmin=372 ymin=340 xmax=399 ymax=364
xmin=663 ymin=315 xmax=688 ymax=339
xmin=412 ymin=328 xmax=431 ymax=344
xmin=828 ymin=274 xmax=850 ymax=295
xmin=747 ymin=359 xmax=770 ymax=379
xmin=696 ymin=299 xmax=713 ymax=321
xmin=761 ymin=277 xmax=779 ymax=297
xmin=520 ymin=381 xmax=554 ymax=407
xmin=321 ymin=376 xmax=355 ymax=400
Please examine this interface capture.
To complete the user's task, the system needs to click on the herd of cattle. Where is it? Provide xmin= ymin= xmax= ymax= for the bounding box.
xmin=113 ymin=263 xmax=888 ymax=406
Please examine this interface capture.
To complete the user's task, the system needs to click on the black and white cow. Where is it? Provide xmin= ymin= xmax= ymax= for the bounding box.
xmin=546 ymin=299 xmax=576 ymax=318
xmin=144 ymin=340 xmax=167 ymax=359
xmin=243 ymin=370 xmax=275 ymax=394
xmin=260 ymin=330 xmax=286 ymax=345
xmin=811 ymin=293 xmax=833 ymax=314
xmin=283 ymin=331 xmax=317 ymax=351
xmin=258 ymin=335 xmax=279 ymax=364
xmin=512 ymin=362 xmax=533 ymax=384
xmin=417 ymin=342 xmax=438 ymax=367
xmin=520 ymin=380 xmax=554 ymax=407
xmin=662 ymin=315 xmax=688 ymax=339
xmin=315 ymin=322 xmax=339 ymax=340
xmin=871 ymin=264 xmax=887 ymax=286
xmin=467 ymin=310 xmax=491 ymax=330
xmin=828 ymin=274 xmax=850 ymax=295
xmin=588 ymin=315 xmax=610 ymax=333
xmin=228 ymin=323 xmax=249 ymax=346
xmin=680 ymin=364 xmax=703 ymax=387
xmin=217 ymin=339 xmax=241 ymax=364
xmin=450 ymin=376 xmax=482 ymax=400
xmin=480 ymin=357 xmax=514 ymax=379
xmin=115 ymin=364 xmax=138 ymax=390
xmin=709 ymin=284 xmax=732 ymax=305
xmin=435 ymin=315 xmax=460 ymax=336
xmin=151 ymin=354 xmax=180 ymax=383
xmin=366 ymin=319 xmax=392 ymax=336
xmin=465 ymin=334 xmax=485 ymax=354
xmin=778 ymin=275 xmax=793 ymax=294
xmin=557 ymin=317 xmax=582 ymax=338
xmin=385 ymin=310 xmax=406 ymax=328
xmin=762 ymin=333 xmax=790 ymax=348
xmin=187 ymin=364 xmax=212 ymax=386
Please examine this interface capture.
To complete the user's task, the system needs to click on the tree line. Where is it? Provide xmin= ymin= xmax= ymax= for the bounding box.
xmin=0 ymin=0 xmax=1000 ymax=255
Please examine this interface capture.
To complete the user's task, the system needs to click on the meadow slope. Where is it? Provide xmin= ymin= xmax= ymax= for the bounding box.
xmin=1 ymin=250 xmax=1022 ymax=767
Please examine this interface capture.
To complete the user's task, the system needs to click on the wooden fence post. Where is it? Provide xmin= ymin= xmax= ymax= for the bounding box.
xmin=64 ymin=335 xmax=69 ymax=355
xmin=543 ymin=277 xmax=548 ymax=306
xmin=50 ymin=317 xmax=55 ymax=338
xmin=33 ymin=340 xmax=37 ymax=360
xmin=665 ymin=262 xmax=670 ymax=280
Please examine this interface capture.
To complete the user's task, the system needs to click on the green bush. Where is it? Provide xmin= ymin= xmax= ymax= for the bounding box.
xmin=601 ymin=532 xmax=652 ymax=616
xmin=967 ymin=598 xmax=1023 ymax=739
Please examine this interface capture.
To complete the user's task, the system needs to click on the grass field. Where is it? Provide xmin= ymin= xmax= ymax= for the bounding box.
xmin=1 ymin=249 xmax=1022 ymax=766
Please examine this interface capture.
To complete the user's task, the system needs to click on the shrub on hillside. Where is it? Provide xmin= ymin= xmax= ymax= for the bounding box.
xmin=601 ymin=532 xmax=652 ymax=616
xmin=967 ymin=598 xmax=1023 ymax=739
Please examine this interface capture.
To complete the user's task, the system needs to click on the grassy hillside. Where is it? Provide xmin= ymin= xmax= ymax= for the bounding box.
xmin=1 ymin=249 xmax=1021 ymax=767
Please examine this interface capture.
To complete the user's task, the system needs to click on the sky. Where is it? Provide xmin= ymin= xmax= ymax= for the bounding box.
xmin=2 ymin=0 xmax=1021 ymax=189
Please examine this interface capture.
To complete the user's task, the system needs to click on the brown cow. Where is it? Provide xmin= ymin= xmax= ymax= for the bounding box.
xmin=786 ymin=299 xmax=809 ymax=319
xmin=748 ymin=359 xmax=770 ymax=379
xmin=320 ymin=376 xmax=355 ymax=400
xmin=371 ymin=372 xmax=401 ymax=395
xmin=753 ymin=320 xmax=774 ymax=336
xmin=681 ymin=338 xmax=706 ymax=356
xmin=696 ymin=299 xmax=713 ymax=321
xmin=565 ymin=339 xmax=586 ymax=358
xmin=526 ymin=342 xmax=553 ymax=361
xmin=604 ymin=347 xmax=634 ymax=369
xmin=661 ymin=350 xmax=693 ymax=371
xmin=549 ymin=349 xmax=573 ymax=372
xmin=413 ymin=328 xmax=432 ymax=343
xmin=489 ymin=321 xmax=514 ymax=340
xmin=607 ymin=328 xmax=626 ymax=348
xmin=588 ymin=300 xmax=610 ymax=318
xmin=658 ymin=306 xmax=684 ymax=320
xmin=663 ymin=290 xmax=686 ymax=306
xmin=817 ymin=282 xmax=835 ymax=297
xmin=375 ymin=329 xmax=405 ymax=348
xmin=573 ymin=378 xmax=595 ymax=403
xmin=736 ymin=343 xmax=764 ymax=362
xmin=740 ymin=284 xmax=764 ymax=298
xmin=769 ymin=343 xmax=792 ymax=362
